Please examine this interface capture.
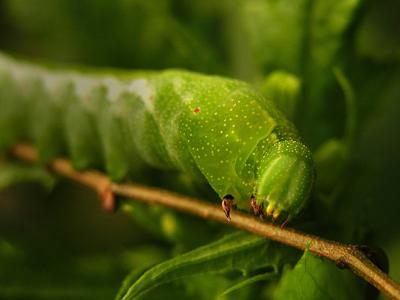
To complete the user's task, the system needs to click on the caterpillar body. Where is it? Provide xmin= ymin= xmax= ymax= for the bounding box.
xmin=0 ymin=52 xmax=314 ymax=221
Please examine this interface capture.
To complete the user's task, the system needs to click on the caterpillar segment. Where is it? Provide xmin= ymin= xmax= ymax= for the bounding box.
xmin=0 ymin=52 xmax=314 ymax=222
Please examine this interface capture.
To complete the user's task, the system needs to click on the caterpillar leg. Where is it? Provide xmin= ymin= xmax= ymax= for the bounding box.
xmin=250 ymin=195 xmax=264 ymax=219
xmin=266 ymin=203 xmax=281 ymax=222
xmin=221 ymin=194 xmax=234 ymax=221
xmin=280 ymin=217 xmax=290 ymax=228
xmin=265 ymin=202 xmax=292 ymax=227
xmin=101 ymin=188 xmax=118 ymax=213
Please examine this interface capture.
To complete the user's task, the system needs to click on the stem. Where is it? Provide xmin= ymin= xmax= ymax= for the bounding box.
xmin=11 ymin=143 xmax=400 ymax=300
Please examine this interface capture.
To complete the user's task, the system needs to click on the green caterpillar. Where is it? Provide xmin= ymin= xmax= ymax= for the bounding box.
xmin=0 ymin=52 xmax=314 ymax=221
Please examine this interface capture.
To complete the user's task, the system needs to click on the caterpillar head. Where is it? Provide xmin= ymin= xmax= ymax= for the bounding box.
xmin=256 ymin=140 xmax=314 ymax=220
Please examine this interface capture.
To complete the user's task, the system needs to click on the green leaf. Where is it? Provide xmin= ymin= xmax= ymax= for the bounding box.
xmin=229 ymin=0 xmax=309 ymax=79
xmin=134 ymin=273 xmax=242 ymax=300
xmin=115 ymin=266 xmax=156 ymax=300
xmin=300 ymin=0 xmax=361 ymax=148
xmin=116 ymin=232 xmax=298 ymax=300
xmin=333 ymin=68 xmax=356 ymax=151
xmin=355 ymin=0 xmax=400 ymax=62
xmin=120 ymin=201 xmax=218 ymax=247
xmin=260 ymin=71 xmax=301 ymax=120
xmin=0 ymin=162 xmax=55 ymax=190
xmin=382 ymin=239 xmax=400 ymax=291
xmin=306 ymin=0 xmax=361 ymax=76
xmin=273 ymin=250 xmax=365 ymax=300
xmin=313 ymin=138 xmax=348 ymax=195
xmin=220 ymin=272 xmax=277 ymax=297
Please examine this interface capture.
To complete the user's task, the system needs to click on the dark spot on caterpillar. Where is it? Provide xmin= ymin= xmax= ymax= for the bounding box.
xmin=193 ymin=107 xmax=201 ymax=113
xmin=221 ymin=194 xmax=234 ymax=221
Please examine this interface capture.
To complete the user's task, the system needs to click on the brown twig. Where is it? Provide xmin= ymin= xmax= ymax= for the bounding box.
xmin=10 ymin=143 xmax=400 ymax=300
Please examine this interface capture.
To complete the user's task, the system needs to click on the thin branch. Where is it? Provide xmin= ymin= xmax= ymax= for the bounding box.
xmin=10 ymin=143 xmax=400 ymax=300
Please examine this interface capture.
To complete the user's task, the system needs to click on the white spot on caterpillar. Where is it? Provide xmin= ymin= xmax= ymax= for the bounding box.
xmin=102 ymin=76 xmax=122 ymax=100
xmin=127 ymin=79 xmax=154 ymax=110
xmin=172 ymin=77 xmax=193 ymax=103
xmin=42 ymin=73 xmax=63 ymax=93
xmin=73 ymin=75 xmax=96 ymax=98
xmin=0 ymin=55 xmax=154 ymax=105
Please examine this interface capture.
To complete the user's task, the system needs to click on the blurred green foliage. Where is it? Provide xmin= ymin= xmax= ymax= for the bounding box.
xmin=1 ymin=0 xmax=400 ymax=299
